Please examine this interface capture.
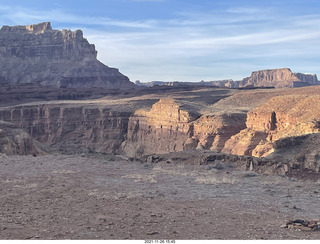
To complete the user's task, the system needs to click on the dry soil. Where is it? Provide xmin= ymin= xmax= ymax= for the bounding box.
xmin=0 ymin=154 xmax=320 ymax=240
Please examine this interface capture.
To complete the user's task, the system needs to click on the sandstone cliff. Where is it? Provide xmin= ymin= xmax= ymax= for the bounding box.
xmin=123 ymin=99 xmax=246 ymax=156
xmin=0 ymin=22 xmax=134 ymax=89
xmin=0 ymin=104 xmax=132 ymax=154
xmin=239 ymin=68 xmax=319 ymax=88
xmin=0 ymin=96 xmax=247 ymax=156
xmin=222 ymin=95 xmax=320 ymax=157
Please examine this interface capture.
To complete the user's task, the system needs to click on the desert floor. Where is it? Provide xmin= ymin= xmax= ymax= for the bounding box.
xmin=0 ymin=154 xmax=320 ymax=240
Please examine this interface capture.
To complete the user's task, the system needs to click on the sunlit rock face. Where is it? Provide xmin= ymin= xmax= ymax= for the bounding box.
xmin=222 ymin=95 xmax=320 ymax=157
xmin=123 ymin=99 xmax=246 ymax=157
xmin=0 ymin=22 xmax=134 ymax=89
xmin=239 ymin=68 xmax=319 ymax=88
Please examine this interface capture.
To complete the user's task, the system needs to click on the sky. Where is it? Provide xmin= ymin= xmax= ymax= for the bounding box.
xmin=1 ymin=0 xmax=320 ymax=82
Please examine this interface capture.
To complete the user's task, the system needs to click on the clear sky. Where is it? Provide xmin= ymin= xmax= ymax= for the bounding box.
xmin=1 ymin=0 xmax=320 ymax=82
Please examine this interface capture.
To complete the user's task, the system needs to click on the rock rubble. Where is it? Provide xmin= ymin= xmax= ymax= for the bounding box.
xmin=281 ymin=219 xmax=320 ymax=231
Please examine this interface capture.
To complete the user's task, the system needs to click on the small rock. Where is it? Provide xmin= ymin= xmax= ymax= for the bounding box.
xmin=280 ymin=224 xmax=287 ymax=228
xmin=288 ymin=224 xmax=294 ymax=229
xmin=294 ymin=225 xmax=312 ymax=231
xmin=146 ymin=231 xmax=159 ymax=235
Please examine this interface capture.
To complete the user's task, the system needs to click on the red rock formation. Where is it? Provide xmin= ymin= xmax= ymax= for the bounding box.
xmin=222 ymin=95 xmax=320 ymax=157
xmin=192 ymin=113 xmax=246 ymax=151
xmin=123 ymin=99 xmax=198 ymax=156
xmin=123 ymin=99 xmax=246 ymax=156
xmin=239 ymin=68 xmax=319 ymax=88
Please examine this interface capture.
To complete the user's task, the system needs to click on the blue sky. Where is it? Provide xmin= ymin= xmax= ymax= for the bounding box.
xmin=1 ymin=0 xmax=320 ymax=82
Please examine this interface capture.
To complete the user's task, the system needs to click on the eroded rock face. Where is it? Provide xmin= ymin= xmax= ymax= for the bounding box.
xmin=222 ymin=95 xmax=320 ymax=157
xmin=123 ymin=99 xmax=199 ymax=156
xmin=123 ymin=99 xmax=246 ymax=156
xmin=239 ymin=68 xmax=319 ymax=88
xmin=0 ymin=121 xmax=41 ymax=155
xmin=0 ymin=98 xmax=247 ymax=156
xmin=0 ymin=22 xmax=134 ymax=89
xmin=192 ymin=113 xmax=246 ymax=151
xmin=0 ymin=105 xmax=132 ymax=154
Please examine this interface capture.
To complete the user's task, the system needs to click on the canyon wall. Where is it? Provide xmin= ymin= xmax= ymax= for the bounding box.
xmin=1 ymin=93 xmax=320 ymax=172
xmin=0 ymin=99 xmax=247 ymax=156
xmin=0 ymin=22 xmax=134 ymax=89
xmin=0 ymin=104 xmax=132 ymax=154
xmin=222 ymin=95 xmax=320 ymax=157
xmin=123 ymin=99 xmax=246 ymax=157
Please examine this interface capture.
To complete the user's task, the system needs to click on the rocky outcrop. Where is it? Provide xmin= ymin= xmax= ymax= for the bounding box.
xmin=0 ymin=22 xmax=134 ymax=89
xmin=0 ymin=121 xmax=41 ymax=155
xmin=269 ymin=133 xmax=320 ymax=172
xmin=222 ymin=95 xmax=320 ymax=158
xmin=140 ymin=150 xmax=305 ymax=176
xmin=239 ymin=68 xmax=319 ymax=88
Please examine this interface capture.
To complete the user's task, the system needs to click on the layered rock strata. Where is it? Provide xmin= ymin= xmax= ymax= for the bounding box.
xmin=0 ymin=98 xmax=246 ymax=156
xmin=0 ymin=22 xmax=134 ymax=89
xmin=123 ymin=99 xmax=200 ymax=156
xmin=239 ymin=68 xmax=319 ymax=88
xmin=123 ymin=99 xmax=246 ymax=156
xmin=0 ymin=105 xmax=132 ymax=154
xmin=222 ymin=95 xmax=320 ymax=158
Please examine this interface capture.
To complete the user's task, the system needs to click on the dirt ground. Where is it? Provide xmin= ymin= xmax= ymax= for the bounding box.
xmin=0 ymin=153 xmax=320 ymax=240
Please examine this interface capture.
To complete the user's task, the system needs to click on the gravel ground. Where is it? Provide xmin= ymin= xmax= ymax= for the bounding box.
xmin=0 ymin=154 xmax=320 ymax=240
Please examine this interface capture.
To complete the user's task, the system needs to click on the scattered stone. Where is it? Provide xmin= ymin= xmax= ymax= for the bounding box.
xmin=281 ymin=219 xmax=320 ymax=231
xmin=146 ymin=231 xmax=159 ymax=235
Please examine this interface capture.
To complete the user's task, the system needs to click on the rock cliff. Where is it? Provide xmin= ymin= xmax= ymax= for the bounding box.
xmin=0 ymin=98 xmax=246 ymax=156
xmin=123 ymin=99 xmax=246 ymax=156
xmin=239 ymin=68 xmax=319 ymax=88
xmin=0 ymin=22 xmax=134 ymax=89
xmin=222 ymin=95 xmax=320 ymax=157
xmin=0 ymin=104 xmax=132 ymax=154
xmin=123 ymin=99 xmax=200 ymax=156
